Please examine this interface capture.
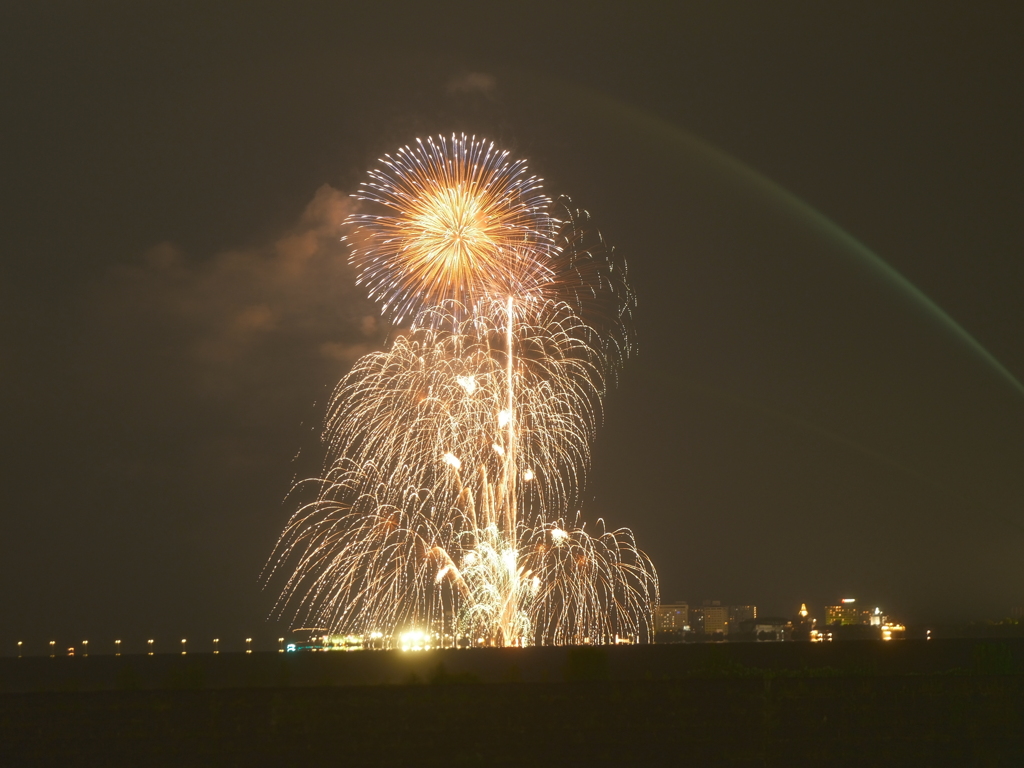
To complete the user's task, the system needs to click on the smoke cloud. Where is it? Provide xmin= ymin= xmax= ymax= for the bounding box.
xmin=73 ymin=184 xmax=387 ymax=488
xmin=87 ymin=185 xmax=382 ymax=403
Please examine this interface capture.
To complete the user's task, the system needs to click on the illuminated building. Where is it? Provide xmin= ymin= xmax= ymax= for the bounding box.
xmin=702 ymin=602 xmax=730 ymax=636
xmin=826 ymin=598 xmax=861 ymax=626
xmin=729 ymin=605 xmax=757 ymax=624
xmin=654 ymin=602 xmax=688 ymax=643
xmin=818 ymin=599 xmax=905 ymax=640
xmin=654 ymin=602 xmax=689 ymax=632
xmin=791 ymin=603 xmax=816 ymax=641
xmin=686 ymin=601 xmax=759 ymax=637
xmin=867 ymin=607 xmax=886 ymax=627
xmin=865 ymin=606 xmax=905 ymax=640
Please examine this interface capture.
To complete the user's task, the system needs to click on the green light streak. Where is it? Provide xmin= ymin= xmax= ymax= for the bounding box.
xmin=557 ymin=84 xmax=1024 ymax=398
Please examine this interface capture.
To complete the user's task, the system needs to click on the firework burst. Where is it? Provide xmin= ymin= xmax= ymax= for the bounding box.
xmin=346 ymin=134 xmax=556 ymax=324
xmin=269 ymin=134 xmax=657 ymax=646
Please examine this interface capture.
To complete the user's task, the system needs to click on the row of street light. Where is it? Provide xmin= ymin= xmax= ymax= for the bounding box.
xmin=15 ymin=637 xmax=287 ymax=657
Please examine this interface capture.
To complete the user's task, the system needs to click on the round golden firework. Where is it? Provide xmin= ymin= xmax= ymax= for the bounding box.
xmin=346 ymin=134 xmax=556 ymax=323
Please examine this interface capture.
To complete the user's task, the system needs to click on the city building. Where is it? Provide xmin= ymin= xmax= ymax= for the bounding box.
xmin=702 ymin=601 xmax=730 ymax=636
xmin=654 ymin=602 xmax=689 ymax=633
xmin=867 ymin=607 xmax=886 ymax=627
xmin=729 ymin=605 xmax=757 ymax=624
xmin=826 ymin=598 xmax=861 ymax=626
xmin=791 ymin=603 xmax=816 ymax=641
xmin=688 ymin=606 xmax=705 ymax=634
xmin=684 ymin=601 xmax=760 ymax=637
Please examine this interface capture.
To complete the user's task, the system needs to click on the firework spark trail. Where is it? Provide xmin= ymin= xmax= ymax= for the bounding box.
xmin=324 ymin=301 xmax=603 ymax=517
xmin=270 ymin=134 xmax=657 ymax=646
xmin=545 ymin=200 xmax=637 ymax=380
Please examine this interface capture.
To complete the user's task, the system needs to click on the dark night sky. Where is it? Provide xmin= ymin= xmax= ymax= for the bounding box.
xmin=3 ymin=2 xmax=1023 ymax=652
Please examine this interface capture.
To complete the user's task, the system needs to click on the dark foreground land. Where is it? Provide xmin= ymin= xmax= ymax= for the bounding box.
xmin=2 ymin=640 xmax=1023 ymax=767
